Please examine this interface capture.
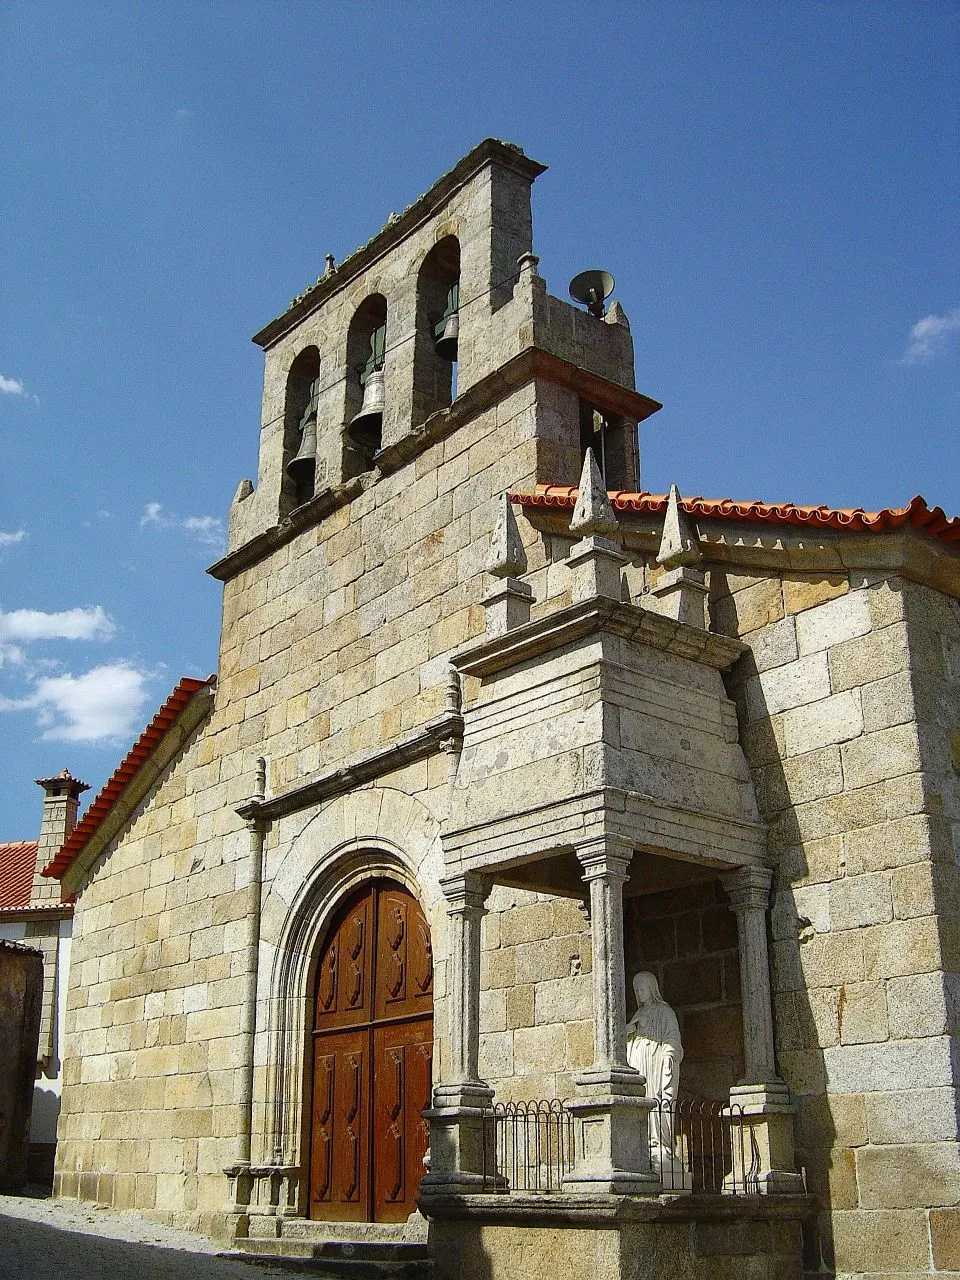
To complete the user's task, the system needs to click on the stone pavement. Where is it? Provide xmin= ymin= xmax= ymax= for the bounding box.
xmin=0 ymin=1189 xmax=336 ymax=1280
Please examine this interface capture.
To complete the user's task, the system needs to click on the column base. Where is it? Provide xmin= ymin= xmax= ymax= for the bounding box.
xmin=725 ymin=1080 xmax=805 ymax=1195
xmin=562 ymin=1072 xmax=661 ymax=1197
xmin=421 ymin=1081 xmax=505 ymax=1196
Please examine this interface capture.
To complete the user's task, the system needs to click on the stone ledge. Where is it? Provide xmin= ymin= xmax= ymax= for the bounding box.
xmin=418 ymin=1190 xmax=815 ymax=1226
xmin=452 ymin=595 xmax=746 ymax=679
xmin=237 ymin=712 xmax=462 ymax=822
xmin=209 ymin=347 xmax=660 ymax=583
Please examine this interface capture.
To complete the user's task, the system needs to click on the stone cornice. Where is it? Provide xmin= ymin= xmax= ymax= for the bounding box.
xmin=252 ymin=139 xmax=547 ymax=351
xmin=0 ymin=904 xmax=72 ymax=922
xmin=208 ymin=348 xmax=658 ymax=584
xmin=521 ymin=509 xmax=960 ymax=598
xmin=452 ymin=596 xmax=746 ymax=680
xmin=206 ymin=477 xmax=366 ymax=582
xmin=236 ymin=712 xmax=463 ymax=823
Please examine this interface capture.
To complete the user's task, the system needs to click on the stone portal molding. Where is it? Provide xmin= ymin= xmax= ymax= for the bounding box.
xmin=256 ymin=786 xmax=442 ymax=1172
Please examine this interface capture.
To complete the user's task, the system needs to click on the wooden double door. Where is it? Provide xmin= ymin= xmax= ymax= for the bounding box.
xmin=307 ymin=879 xmax=433 ymax=1222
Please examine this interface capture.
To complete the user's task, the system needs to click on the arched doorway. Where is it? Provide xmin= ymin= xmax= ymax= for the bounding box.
xmin=306 ymin=878 xmax=433 ymax=1222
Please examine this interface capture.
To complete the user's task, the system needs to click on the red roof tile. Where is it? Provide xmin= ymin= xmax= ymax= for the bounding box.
xmin=508 ymin=487 xmax=960 ymax=545
xmin=0 ymin=842 xmax=39 ymax=909
xmin=42 ymin=676 xmax=214 ymax=882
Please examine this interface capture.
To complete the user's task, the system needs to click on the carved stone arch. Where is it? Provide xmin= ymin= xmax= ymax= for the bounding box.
xmin=256 ymin=786 xmax=443 ymax=1171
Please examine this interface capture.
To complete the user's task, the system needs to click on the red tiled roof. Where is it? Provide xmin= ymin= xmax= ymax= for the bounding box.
xmin=0 ymin=842 xmax=39 ymax=909
xmin=42 ymin=676 xmax=214 ymax=881
xmin=508 ymin=487 xmax=960 ymax=545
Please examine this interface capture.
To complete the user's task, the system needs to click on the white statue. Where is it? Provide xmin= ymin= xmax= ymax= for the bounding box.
xmin=626 ymin=970 xmax=690 ymax=1188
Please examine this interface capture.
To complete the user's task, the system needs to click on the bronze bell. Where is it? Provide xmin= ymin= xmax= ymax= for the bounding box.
xmin=286 ymin=414 xmax=318 ymax=489
xmin=347 ymin=368 xmax=385 ymax=454
xmin=434 ymin=310 xmax=459 ymax=362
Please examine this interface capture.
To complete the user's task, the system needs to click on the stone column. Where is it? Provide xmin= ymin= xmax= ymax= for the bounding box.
xmin=563 ymin=838 xmax=660 ymax=1196
xmin=578 ymin=839 xmax=633 ymax=1081
xmin=421 ymin=871 xmax=502 ymax=1195
xmin=722 ymin=864 xmax=804 ymax=1193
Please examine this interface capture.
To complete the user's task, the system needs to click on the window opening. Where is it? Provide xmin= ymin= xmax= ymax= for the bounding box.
xmin=286 ymin=373 xmax=321 ymax=507
xmin=345 ymin=297 xmax=388 ymax=465
xmin=282 ymin=346 xmax=321 ymax=513
xmin=413 ymin=238 xmax=460 ymax=426
xmin=579 ymin=400 xmax=639 ymax=492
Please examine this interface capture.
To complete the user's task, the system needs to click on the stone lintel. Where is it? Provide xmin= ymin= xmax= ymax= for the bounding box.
xmin=442 ymin=788 xmax=766 ymax=882
xmin=237 ymin=712 xmax=464 ymax=823
xmin=452 ymin=595 xmax=746 ymax=680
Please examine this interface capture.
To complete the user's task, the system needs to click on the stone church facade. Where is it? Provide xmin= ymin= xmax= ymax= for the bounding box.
xmin=45 ymin=140 xmax=958 ymax=1278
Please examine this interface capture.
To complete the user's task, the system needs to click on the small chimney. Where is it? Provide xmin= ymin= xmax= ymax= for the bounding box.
xmin=33 ymin=769 xmax=89 ymax=901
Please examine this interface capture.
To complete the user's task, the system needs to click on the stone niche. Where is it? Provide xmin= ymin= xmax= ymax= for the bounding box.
xmin=624 ymin=877 xmax=744 ymax=1103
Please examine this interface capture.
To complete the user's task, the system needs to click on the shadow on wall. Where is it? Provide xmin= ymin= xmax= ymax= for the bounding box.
xmin=714 ymin=581 xmax=837 ymax=1276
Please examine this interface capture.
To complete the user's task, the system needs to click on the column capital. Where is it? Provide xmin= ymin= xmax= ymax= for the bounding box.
xmin=575 ymin=836 xmax=634 ymax=883
xmin=722 ymin=864 xmax=774 ymax=912
xmin=439 ymin=871 xmax=491 ymax=914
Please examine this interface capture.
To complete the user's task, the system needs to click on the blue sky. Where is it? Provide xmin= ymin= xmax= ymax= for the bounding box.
xmin=1 ymin=1 xmax=958 ymax=838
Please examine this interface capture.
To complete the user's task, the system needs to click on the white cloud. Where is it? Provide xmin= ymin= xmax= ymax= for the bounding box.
xmin=140 ymin=501 xmax=164 ymax=528
xmin=0 ymin=375 xmax=25 ymax=396
xmin=902 ymin=308 xmax=960 ymax=363
xmin=0 ymin=602 xmax=115 ymax=667
xmin=0 ymin=663 xmax=152 ymax=742
xmin=0 ymin=529 xmax=26 ymax=548
xmin=140 ymin=502 xmax=225 ymax=547
xmin=0 ymin=604 xmax=115 ymax=643
xmin=182 ymin=515 xmax=223 ymax=544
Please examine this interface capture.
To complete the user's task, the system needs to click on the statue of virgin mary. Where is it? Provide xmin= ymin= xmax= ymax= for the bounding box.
xmin=626 ymin=970 xmax=689 ymax=1187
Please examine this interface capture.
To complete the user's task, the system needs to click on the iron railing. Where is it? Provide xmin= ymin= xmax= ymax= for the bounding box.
xmin=481 ymin=1097 xmax=759 ymax=1195
xmin=649 ymin=1098 xmax=759 ymax=1194
xmin=481 ymin=1099 xmax=577 ymax=1192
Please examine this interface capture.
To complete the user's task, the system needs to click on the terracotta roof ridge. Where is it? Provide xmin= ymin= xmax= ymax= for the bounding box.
xmin=507 ymin=487 xmax=960 ymax=545
xmin=42 ymin=675 xmax=215 ymax=882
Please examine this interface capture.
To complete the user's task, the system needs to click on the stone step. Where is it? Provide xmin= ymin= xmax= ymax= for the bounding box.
xmin=279 ymin=1218 xmax=425 ymax=1244
xmin=223 ymin=1238 xmax=432 ymax=1279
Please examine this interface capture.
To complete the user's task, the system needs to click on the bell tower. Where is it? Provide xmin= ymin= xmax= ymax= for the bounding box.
xmin=222 ymin=139 xmax=661 ymax=559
